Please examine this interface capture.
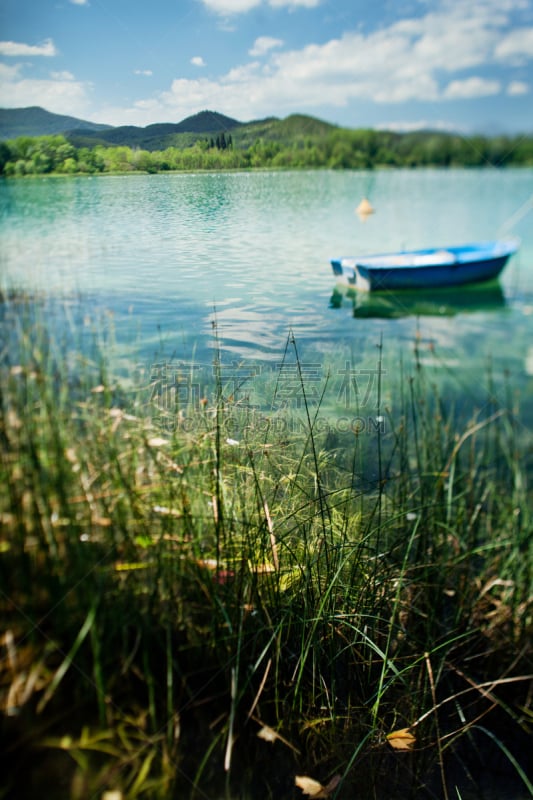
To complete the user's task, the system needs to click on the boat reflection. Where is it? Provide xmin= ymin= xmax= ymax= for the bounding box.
xmin=330 ymin=283 xmax=507 ymax=319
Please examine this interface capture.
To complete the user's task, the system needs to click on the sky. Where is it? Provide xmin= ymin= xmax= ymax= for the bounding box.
xmin=0 ymin=0 xmax=532 ymax=134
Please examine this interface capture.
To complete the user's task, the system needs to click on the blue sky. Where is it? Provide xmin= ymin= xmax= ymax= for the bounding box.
xmin=1 ymin=0 xmax=532 ymax=133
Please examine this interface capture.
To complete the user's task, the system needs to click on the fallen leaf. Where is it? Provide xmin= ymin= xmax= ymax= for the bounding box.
xmin=386 ymin=727 xmax=416 ymax=751
xmin=255 ymin=721 xmax=300 ymax=754
xmin=147 ymin=437 xmax=169 ymax=447
xmin=295 ymin=776 xmax=325 ymax=797
xmin=257 ymin=724 xmax=280 ymax=744
xmin=295 ymin=774 xmax=340 ymax=798
xmin=91 ymin=516 xmax=112 ymax=527
xmin=197 ymin=558 xmax=218 ymax=570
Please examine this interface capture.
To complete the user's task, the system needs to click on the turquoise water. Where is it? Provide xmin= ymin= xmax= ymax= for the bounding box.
xmin=2 ymin=171 xmax=532 ymax=800
xmin=1 ymin=169 xmax=533 ymax=418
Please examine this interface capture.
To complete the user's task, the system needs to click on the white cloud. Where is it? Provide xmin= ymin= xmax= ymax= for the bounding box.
xmin=199 ymin=0 xmax=319 ymax=13
xmin=495 ymin=27 xmax=533 ymax=63
xmin=191 ymin=56 xmax=206 ymax=67
xmin=0 ymin=38 xmax=57 ymax=57
xmin=507 ymin=80 xmax=529 ymax=95
xmin=390 ymin=5 xmax=506 ymax=74
xmin=269 ymin=0 xmax=320 ymax=6
xmin=70 ymin=0 xmax=89 ymax=4
xmin=51 ymin=70 xmax=75 ymax=81
xmin=376 ymin=119 xmax=468 ymax=133
xmin=0 ymin=63 xmax=21 ymax=81
xmin=134 ymin=69 xmax=153 ymax=76
xmin=0 ymin=73 xmax=90 ymax=116
xmin=92 ymin=0 xmax=533 ymax=126
xmin=249 ymin=37 xmax=284 ymax=57
xmin=0 ymin=45 xmax=92 ymax=115
xmin=200 ymin=0 xmax=261 ymax=13
xmin=444 ymin=77 xmax=501 ymax=99
xmin=225 ymin=62 xmax=260 ymax=82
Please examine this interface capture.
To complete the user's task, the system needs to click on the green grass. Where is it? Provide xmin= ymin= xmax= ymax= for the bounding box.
xmin=0 ymin=297 xmax=532 ymax=799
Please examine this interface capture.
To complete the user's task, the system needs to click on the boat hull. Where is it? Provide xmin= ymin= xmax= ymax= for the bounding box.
xmin=331 ymin=240 xmax=518 ymax=292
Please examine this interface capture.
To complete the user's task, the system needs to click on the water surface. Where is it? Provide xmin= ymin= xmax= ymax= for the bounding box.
xmin=1 ymin=169 xmax=532 ymax=418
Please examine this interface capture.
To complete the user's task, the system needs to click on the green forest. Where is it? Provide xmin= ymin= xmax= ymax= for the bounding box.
xmin=1 ymin=126 xmax=533 ymax=176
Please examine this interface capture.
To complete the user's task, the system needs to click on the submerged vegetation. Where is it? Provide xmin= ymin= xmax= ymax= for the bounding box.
xmin=0 ymin=296 xmax=532 ymax=799
xmin=1 ymin=122 xmax=533 ymax=177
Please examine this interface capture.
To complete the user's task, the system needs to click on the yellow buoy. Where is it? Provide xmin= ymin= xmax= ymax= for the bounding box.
xmin=356 ymin=197 xmax=375 ymax=220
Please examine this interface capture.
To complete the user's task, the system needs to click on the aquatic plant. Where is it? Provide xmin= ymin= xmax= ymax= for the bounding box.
xmin=0 ymin=297 xmax=531 ymax=799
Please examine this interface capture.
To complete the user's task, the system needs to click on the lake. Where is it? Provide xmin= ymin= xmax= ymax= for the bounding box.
xmin=1 ymin=168 xmax=533 ymax=425
xmin=2 ymin=169 xmax=533 ymax=800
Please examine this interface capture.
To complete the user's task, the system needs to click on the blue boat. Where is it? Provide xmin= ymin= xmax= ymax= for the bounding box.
xmin=331 ymin=239 xmax=519 ymax=292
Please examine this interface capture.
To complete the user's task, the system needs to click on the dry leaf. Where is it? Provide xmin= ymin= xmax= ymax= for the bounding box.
xmin=91 ymin=516 xmax=112 ymax=527
xmin=295 ymin=776 xmax=325 ymax=797
xmin=386 ymin=727 xmax=416 ymax=751
xmin=295 ymin=774 xmax=340 ymax=798
xmin=257 ymin=724 xmax=280 ymax=744
xmin=147 ymin=437 xmax=169 ymax=447
xmin=197 ymin=558 xmax=218 ymax=570
xmin=255 ymin=721 xmax=300 ymax=754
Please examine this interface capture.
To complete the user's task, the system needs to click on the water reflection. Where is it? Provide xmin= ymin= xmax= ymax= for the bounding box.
xmin=330 ymin=283 xmax=507 ymax=319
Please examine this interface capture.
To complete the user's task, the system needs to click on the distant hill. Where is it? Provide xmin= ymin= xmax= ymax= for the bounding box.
xmin=234 ymin=114 xmax=337 ymax=149
xmin=68 ymin=110 xmax=245 ymax=150
xmin=0 ymin=106 xmax=112 ymax=139
xmin=3 ymin=107 xmax=532 ymax=172
xmin=0 ymin=106 xmax=338 ymax=152
xmin=173 ymin=110 xmax=244 ymax=134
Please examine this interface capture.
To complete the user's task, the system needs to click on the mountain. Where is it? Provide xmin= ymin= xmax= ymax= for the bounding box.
xmin=0 ymin=106 xmax=112 ymax=140
xmin=172 ymin=110 xmax=244 ymax=134
xmin=233 ymin=114 xmax=337 ymax=148
xmin=0 ymin=105 xmax=338 ymax=151
xmin=67 ymin=110 xmax=245 ymax=150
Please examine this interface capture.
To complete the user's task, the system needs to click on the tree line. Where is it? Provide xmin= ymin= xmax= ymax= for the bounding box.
xmin=1 ymin=128 xmax=533 ymax=177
